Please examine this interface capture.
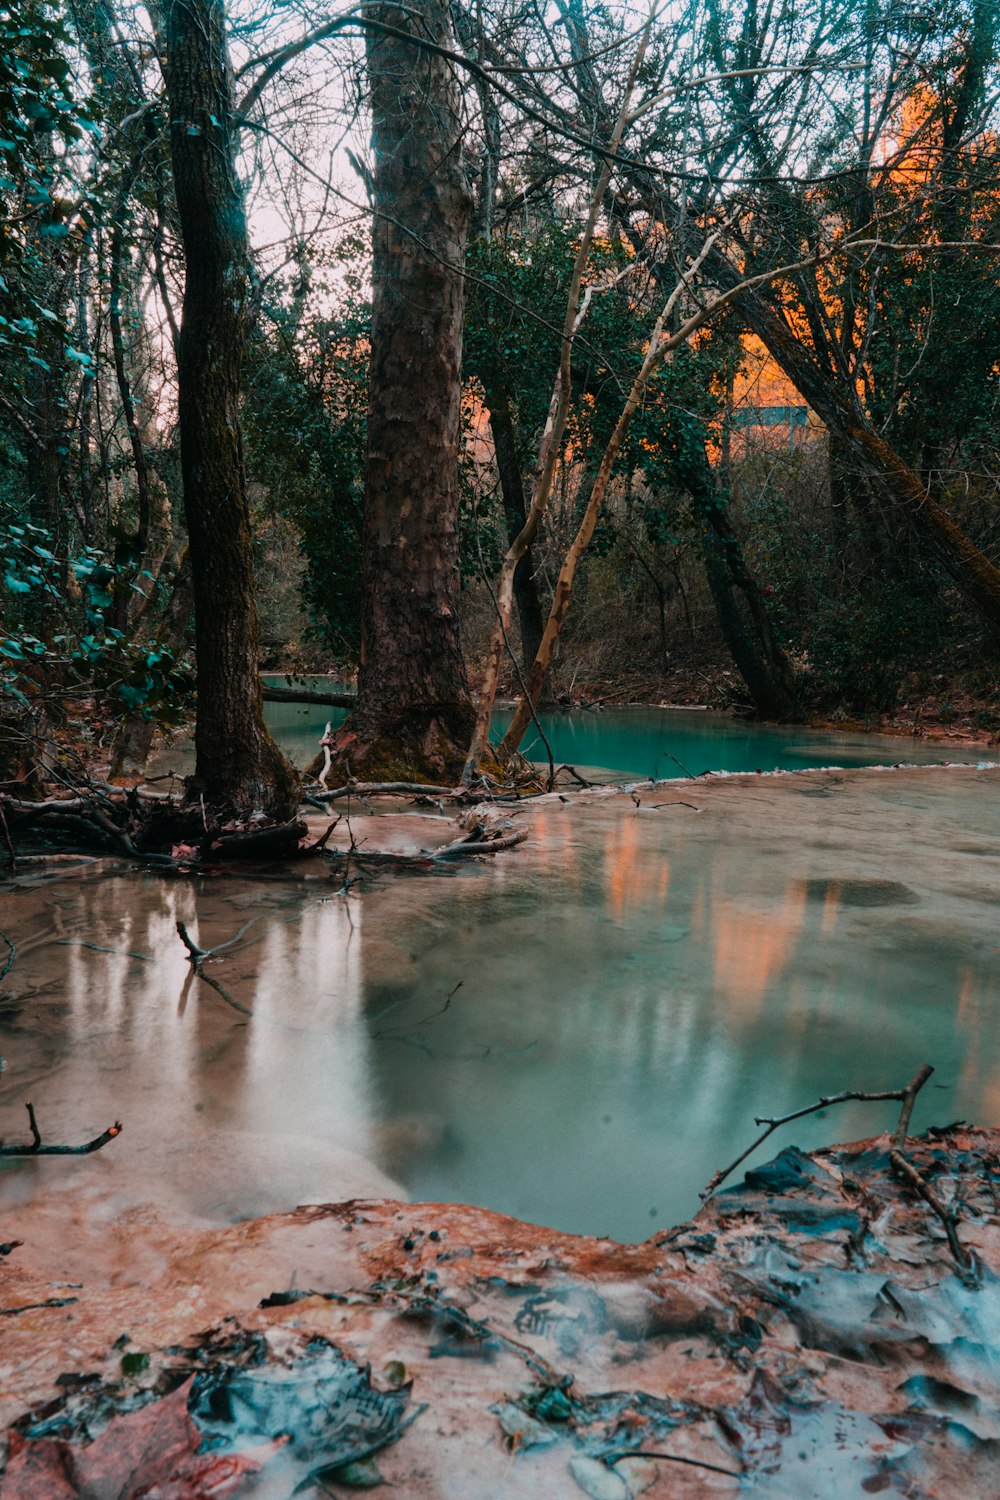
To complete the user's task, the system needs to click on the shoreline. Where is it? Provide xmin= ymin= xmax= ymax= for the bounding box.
xmin=3 ymin=1124 xmax=997 ymax=1496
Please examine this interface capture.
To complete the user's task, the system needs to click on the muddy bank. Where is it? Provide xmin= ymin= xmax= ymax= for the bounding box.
xmin=3 ymin=1126 xmax=1000 ymax=1497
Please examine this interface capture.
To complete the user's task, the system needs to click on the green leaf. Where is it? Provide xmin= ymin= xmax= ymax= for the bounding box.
xmin=328 ymin=1457 xmax=384 ymax=1488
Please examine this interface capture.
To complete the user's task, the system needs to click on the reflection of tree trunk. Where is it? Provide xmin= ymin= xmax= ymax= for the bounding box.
xmin=327 ymin=0 xmax=474 ymax=782
xmin=162 ymin=0 xmax=298 ymax=820
xmin=482 ymin=372 xmax=545 ymax=669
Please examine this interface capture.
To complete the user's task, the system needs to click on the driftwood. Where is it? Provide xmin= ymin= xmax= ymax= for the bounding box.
xmin=202 ymin=819 xmax=307 ymax=862
xmin=310 ymin=780 xmax=466 ymax=803
xmin=702 ymin=1063 xmax=973 ymax=1276
xmin=0 ymin=1102 xmax=122 ymax=1157
xmin=323 ymin=827 xmax=528 ymax=868
xmin=261 ymin=685 xmax=355 ymax=709
xmin=175 ymin=921 xmax=252 ymax=1016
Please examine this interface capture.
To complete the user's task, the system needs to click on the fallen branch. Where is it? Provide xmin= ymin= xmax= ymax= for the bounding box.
xmin=323 ymin=828 xmax=528 ymax=867
xmin=261 ymin=684 xmax=355 ymax=708
xmin=176 ymin=921 xmax=252 ymax=1017
xmin=202 ymin=819 xmax=307 ymax=862
xmin=309 ymin=781 xmax=465 ymax=803
xmin=0 ymin=931 xmax=14 ymax=983
xmin=0 ymin=1102 xmax=122 ymax=1157
xmin=701 ymin=1064 xmax=973 ymax=1276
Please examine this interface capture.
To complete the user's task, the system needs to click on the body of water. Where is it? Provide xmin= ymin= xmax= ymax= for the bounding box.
xmin=2 ymin=765 xmax=998 ymax=1241
xmin=263 ymin=677 xmax=985 ymax=779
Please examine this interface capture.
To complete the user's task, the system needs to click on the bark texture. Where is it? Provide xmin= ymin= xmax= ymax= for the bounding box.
xmin=161 ymin=0 xmax=298 ymax=818
xmin=327 ymin=0 xmax=474 ymax=783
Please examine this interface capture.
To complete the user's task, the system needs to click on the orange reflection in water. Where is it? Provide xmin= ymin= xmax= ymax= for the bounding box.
xmin=711 ymin=880 xmax=808 ymax=1018
xmin=604 ymin=815 xmax=670 ymax=917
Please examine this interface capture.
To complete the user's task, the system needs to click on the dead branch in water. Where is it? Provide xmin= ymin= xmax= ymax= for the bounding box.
xmin=309 ymin=781 xmax=468 ymax=803
xmin=0 ymin=1102 xmax=122 ymax=1157
xmin=323 ymin=827 xmax=528 ymax=867
xmin=701 ymin=1063 xmax=973 ymax=1276
xmin=176 ymin=921 xmax=252 ymax=1016
xmin=0 ymin=931 xmax=14 ymax=983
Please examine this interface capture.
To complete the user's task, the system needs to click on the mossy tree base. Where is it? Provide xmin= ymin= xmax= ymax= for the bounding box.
xmin=321 ymin=703 xmax=476 ymax=788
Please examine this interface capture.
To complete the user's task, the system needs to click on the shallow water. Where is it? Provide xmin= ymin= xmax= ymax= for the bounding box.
xmin=2 ymin=765 xmax=998 ymax=1242
xmin=261 ymin=677 xmax=985 ymax=778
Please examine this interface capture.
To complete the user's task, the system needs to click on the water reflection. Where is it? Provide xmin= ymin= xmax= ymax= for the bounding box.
xmin=2 ymin=769 xmax=999 ymax=1241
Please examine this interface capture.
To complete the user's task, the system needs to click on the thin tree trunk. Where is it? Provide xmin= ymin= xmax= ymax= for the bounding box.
xmin=161 ymin=0 xmax=298 ymax=819
xmin=483 ymin=370 xmax=545 ymax=668
xmin=462 ymin=19 xmax=654 ymax=779
xmin=109 ymin=552 xmax=192 ymax=781
xmin=326 ymin=0 xmax=475 ymax=782
xmin=496 ymin=227 xmax=733 ymax=759
xmin=731 ymin=280 xmax=1000 ymax=637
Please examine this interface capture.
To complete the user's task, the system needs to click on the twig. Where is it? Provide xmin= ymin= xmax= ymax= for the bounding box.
xmin=886 ymin=1063 xmax=971 ymax=1272
xmin=609 ymin=1449 xmax=742 ymax=1479
xmin=305 ymin=818 xmax=341 ymax=853
xmin=176 ymin=920 xmax=209 ymax=963
xmin=0 ymin=1297 xmax=79 ymax=1316
xmin=701 ymin=1063 xmax=973 ymax=1276
xmin=665 ymin=753 xmax=700 ymax=780
xmin=175 ymin=921 xmax=252 ymax=1017
xmin=554 ymin=764 xmax=592 ymax=788
xmin=701 ymin=1067 xmax=934 ymax=1199
xmin=0 ymin=1102 xmax=122 ymax=1157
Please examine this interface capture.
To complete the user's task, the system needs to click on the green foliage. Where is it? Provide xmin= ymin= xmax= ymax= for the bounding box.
xmin=243 ymin=240 xmax=368 ymax=657
xmin=0 ymin=1 xmax=98 ymax=362
xmin=1 ymin=518 xmax=192 ymax=723
xmin=739 ymin=463 xmax=964 ymax=714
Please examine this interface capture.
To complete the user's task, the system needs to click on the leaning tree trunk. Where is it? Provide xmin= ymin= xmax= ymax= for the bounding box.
xmin=482 ymin=369 xmax=545 ymax=669
xmin=326 ymin=0 xmax=474 ymax=783
xmin=678 ymin=442 xmax=801 ymax=720
xmin=730 ymin=279 xmax=1000 ymax=640
xmin=161 ymin=0 xmax=298 ymax=819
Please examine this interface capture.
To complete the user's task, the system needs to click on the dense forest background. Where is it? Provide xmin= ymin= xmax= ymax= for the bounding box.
xmin=3 ymin=0 xmax=1000 ymax=818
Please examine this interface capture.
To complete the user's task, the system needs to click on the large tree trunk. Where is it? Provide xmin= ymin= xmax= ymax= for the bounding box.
xmin=161 ymin=0 xmax=298 ymax=819
xmin=326 ymin=0 xmax=474 ymax=782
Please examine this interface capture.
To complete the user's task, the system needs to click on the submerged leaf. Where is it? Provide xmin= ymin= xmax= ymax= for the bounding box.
xmin=569 ymin=1454 xmax=629 ymax=1500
